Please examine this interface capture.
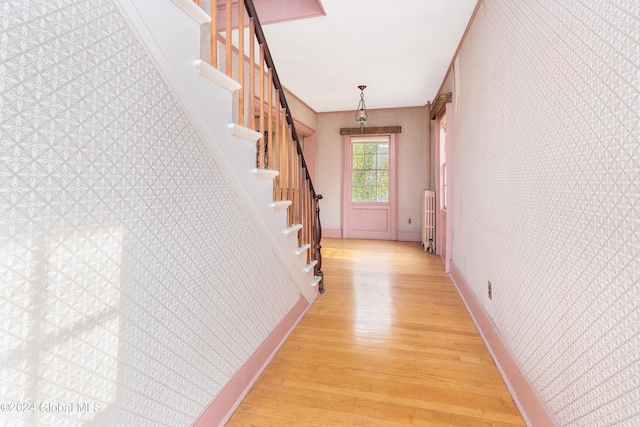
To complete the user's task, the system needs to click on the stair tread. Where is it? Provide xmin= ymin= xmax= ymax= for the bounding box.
xmin=304 ymin=260 xmax=318 ymax=272
xmin=295 ymin=244 xmax=311 ymax=256
xmin=228 ymin=123 xmax=261 ymax=142
xmin=270 ymin=200 xmax=292 ymax=210
xmin=284 ymin=224 xmax=303 ymax=236
xmin=195 ymin=60 xmax=240 ymax=92
xmin=253 ymin=168 xmax=279 ymax=179
xmin=170 ymin=0 xmax=211 ymax=24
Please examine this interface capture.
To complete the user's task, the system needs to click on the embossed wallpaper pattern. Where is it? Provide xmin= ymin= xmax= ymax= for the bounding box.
xmin=0 ymin=1 xmax=301 ymax=426
xmin=450 ymin=0 xmax=639 ymax=425
xmin=316 ymin=107 xmax=429 ymax=234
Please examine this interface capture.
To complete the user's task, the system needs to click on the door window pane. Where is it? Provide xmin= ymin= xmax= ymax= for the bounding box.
xmin=352 ymin=154 xmax=364 ymax=169
xmin=352 ymin=171 xmax=364 ymax=186
xmin=364 ymin=187 xmax=377 ymax=202
xmin=353 ymin=186 xmax=364 ymax=202
xmin=377 ymin=154 xmax=388 ymax=169
xmin=352 ymin=141 xmax=389 ymax=203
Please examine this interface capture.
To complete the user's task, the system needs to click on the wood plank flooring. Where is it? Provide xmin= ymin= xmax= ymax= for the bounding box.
xmin=226 ymin=238 xmax=525 ymax=426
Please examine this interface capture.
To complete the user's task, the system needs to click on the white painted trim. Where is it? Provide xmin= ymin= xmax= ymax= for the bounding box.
xmin=195 ymin=60 xmax=241 ymax=92
xmin=252 ymin=168 xmax=279 ymax=180
xmin=295 ymin=244 xmax=311 ymax=256
xmin=270 ymin=201 xmax=292 ymax=211
xmin=311 ymin=276 xmax=322 ymax=287
xmin=228 ymin=123 xmax=262 ymax=142
xmin=304 ymin=260 xmax=318 ymax=273
xmin=284 ymin=224 xmax=303 ymax=236
xmin=170 ymin=0 xmax=211 ymax=24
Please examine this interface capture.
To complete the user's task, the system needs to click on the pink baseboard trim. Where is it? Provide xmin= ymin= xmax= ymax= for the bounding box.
xmin=190 ymin=297 xmax=311 ymax=427
xmin=397 ymin=231 xmax=421 ymax=242
xmin=323 ymin=230 xmax=420 ymax=241
xmin=449 ymin=262 xmax=559 ymax=427
xmin=323 ymin=228 xmax=342 ymax=238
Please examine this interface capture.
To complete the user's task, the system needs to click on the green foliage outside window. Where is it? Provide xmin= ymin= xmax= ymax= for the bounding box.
xmin=352 ymin=143 xmax=389 ymax=202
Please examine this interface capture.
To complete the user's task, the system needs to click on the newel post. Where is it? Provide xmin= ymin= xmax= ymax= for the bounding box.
xmin=314 ymin=194 xmax=324 ymax=294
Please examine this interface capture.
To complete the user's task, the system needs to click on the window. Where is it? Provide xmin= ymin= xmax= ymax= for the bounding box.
xmin=440 ymin=117 xmax=447 ymax=210
xmin=351 ymin=137 xmax=390 ymax=202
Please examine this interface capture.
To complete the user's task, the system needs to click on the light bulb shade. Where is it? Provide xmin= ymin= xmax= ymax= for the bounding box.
xmin=355 ymin=85 xmax=367 ymax=126
xmin=356 ymin=107 xmax=367 ymax=125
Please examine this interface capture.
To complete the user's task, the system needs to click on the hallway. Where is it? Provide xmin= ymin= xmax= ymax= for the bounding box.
xmin=227 ymin=238 xmax=525 ymax=426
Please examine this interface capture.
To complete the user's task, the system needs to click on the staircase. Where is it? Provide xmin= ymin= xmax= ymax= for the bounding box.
xmin=113 ymin=0 xmax=323 ymax=302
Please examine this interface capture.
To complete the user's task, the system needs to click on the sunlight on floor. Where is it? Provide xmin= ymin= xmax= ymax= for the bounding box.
xmin=353 ymin=272 xmax=394 ymax=340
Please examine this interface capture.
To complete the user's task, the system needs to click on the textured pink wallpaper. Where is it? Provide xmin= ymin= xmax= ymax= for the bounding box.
xmin=450 ymin=0 xmax=639 ymax=425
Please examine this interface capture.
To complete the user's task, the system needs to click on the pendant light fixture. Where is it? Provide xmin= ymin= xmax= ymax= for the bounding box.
xmin=355 ymin=85 xmax=368 ymax=128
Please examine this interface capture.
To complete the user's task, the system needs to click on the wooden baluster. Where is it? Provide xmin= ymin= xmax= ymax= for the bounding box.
xmin=225 ymin=0 xmax=232 ymax=77
xmin=289 ymin=141 xmax=294 ymax=226
xmin=280 ymin=110 xmax=287 ymax=203
xmin=249 ymin=19 xmax=255 ymax=131
xmin=300 ymin=172 xmax=306 ymax=254
xmin=238 ymin=0 xmax=244 ymax=126
xmin=248 ymin=18 xmax=256 ymax=166
xmin=210 ymin=0 xmax=217 ymax=68
xmin=299 ymin=161 xmax=304 ymax=233
xmin=304 ymin=179 xmax=313 ymax=264
xmin=288 ymin=130 xmax=294 ymax=227
xmin=291 ymin=135 xmax=298 ymax=227
xmin=293 ymin=137 xmax=299 ymax=227
xmin=194 ymin=0 xmax=200 ymax=7
xmin=300 ymin=171 xmax=304 ymax=232
xmin=309 ymin=184 xmax=313 ymax=262
xmin=294 ymin=153 xmax=300 ymax=229
xmin=308 ymin=181 xmax=313 ymax=263
xmin=301 ymin=165 xmax=307 ymax=257
xmin=267 ymin=71 xmax=273 ymax=170
xmin=291 ymin=149 xmax=300 ymax=231
xmin=284 ymin=127 xmax=289 ymax=222
xmin=284 ymin=117 xmax=293 ymax=211
xmin=292 ymin=135 xmax=297 ymax=228
xmin=259 ymin=47 xmax=265 ymax=168
xmin=315 ymin=193 xmax=324 ymax=293
xmin=280 ymin=111 xmax=287 ymax=200
xmin=273 ymin=93 xmax=281 ymax=200
xmin=302 ymin=179 xmax=313 ymax=264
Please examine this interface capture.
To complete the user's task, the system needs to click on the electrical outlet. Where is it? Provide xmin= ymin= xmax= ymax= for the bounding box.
xmin=408 ymin=217 xmax=412 ymax=224
xmin=488 ymin=281 xmax=492 ymax=300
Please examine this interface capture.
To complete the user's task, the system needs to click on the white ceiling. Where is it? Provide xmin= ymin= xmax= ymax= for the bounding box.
xmin=259 ymin=0 xmax=478 ymax=113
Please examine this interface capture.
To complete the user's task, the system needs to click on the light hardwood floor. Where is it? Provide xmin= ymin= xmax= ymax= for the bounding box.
xmin=226 ymin=238 xmax=525 ymax=426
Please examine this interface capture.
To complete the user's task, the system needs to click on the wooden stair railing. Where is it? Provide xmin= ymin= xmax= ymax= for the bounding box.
xmin=194 ymin=0 xmax=324 ymax=294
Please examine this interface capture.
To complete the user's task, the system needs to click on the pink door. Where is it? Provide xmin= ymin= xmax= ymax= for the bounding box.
xmin=343 ymin=135 xmax=398 ymax=240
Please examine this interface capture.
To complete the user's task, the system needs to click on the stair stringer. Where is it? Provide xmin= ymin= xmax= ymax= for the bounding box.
xmin=113 ymin=0 xmax=319 ymax=303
